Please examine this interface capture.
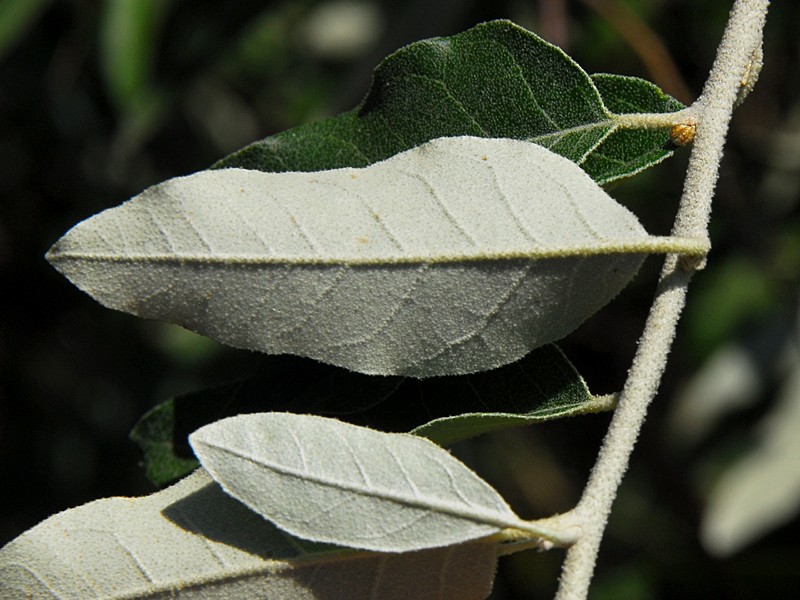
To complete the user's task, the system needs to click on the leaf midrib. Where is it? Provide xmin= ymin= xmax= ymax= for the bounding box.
xmin=528 ymin=117 xmax=616 ymax=145
xmin=46 ymin=236 xmax=707 ymax=268
xmin=204 ymin=442 xmax=525 ymax=532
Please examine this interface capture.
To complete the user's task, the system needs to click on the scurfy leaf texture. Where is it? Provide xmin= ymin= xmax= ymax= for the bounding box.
xmin=0 ymin=469 xmax=498 ymax=599
xmin=215 ymin=20 xmax=685 ymax=185
xmin=190 ymin=412 xmax=528 ymax=552
xmin=47 ymin=137 xmax=705 ymax=377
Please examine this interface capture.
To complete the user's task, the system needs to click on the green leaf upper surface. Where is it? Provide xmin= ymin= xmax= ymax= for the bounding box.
xmin=585 ymin=74 xmax=686 ymax=182
xmin=131 ymin=345 xmax=597 ymax=486
xmin=0 ymin=469 xmax=498 ymax=599
xmin=130 ymin=398 xmax=212 ymax=486
xmin=214 ymin=20 xmax=684 ymax=184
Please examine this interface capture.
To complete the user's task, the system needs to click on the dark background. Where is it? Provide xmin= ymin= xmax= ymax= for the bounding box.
xmin=2 ymin=1 xmax=799 ymax=598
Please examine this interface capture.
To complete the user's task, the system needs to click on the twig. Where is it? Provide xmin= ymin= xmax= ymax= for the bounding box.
xmin=554 ymin=2 xmax=770 ymax=598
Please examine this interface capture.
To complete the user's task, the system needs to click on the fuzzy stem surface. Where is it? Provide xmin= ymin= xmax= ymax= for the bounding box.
xmin=554 ymin=1 xmax=770 ymax=598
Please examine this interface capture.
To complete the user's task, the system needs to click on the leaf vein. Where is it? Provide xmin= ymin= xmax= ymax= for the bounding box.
xmin=208 ymin=443 xmax=518 ymax=529
xmin=392 ymin=166 xmax=479 ymax=248
xmin=316 ymin=264 xmax=431 ymax=353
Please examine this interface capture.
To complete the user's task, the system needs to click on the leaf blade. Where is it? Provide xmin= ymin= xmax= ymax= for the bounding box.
xmin=190 ymin=412 xmax=524 ymax=552
xmin=131 ymin=345 xmax=598 ymax=485
xmin=587 ymin=73 xmax=688 ymax=183
xmin=214 ymin=20 xmax=683 ymax=184
xmin=0 ymin=469 xmax=499 ymax=599
xmin=48 ymin=137 xmax=703 ymax=376
xmin=412 ymin=395 xmax=615 ymax=448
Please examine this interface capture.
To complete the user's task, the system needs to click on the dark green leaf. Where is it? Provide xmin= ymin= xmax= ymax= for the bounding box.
xmin=411 ymin=394 xmax=616 ymax=447
xmin=213 ymin=20 xmax=684 ymax=184
xmin=130 ymin=357 xmax=405 ymax=484
xmin=131 ymin=346 xmax=600 ymax=486
xmin=129 ymin=399 xmax=215 ymax=487
xmin=585 ymin=74 xmax=687 ymax=182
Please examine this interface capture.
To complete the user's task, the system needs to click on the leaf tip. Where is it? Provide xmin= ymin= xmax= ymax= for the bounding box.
xmin=44 ymin=236 xmax=69 ymax=274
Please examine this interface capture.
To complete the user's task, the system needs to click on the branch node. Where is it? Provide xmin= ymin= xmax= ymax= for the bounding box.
xmin=680 ymin=252 xmax=708 ymax=272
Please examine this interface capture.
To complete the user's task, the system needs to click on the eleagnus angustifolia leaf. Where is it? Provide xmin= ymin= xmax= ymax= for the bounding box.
xmin=47 ymin=136 xmax=706 ymax=377
xmin=586 ymin=73 xmax=687 ymax=182
xmin=214 ymin=20 xmax=685 ymax=185
xmin=0 ymin=469 xmax=498 ymax=599
xmin=190 ymin=412 xmax=528 ymax=552
xmin=132 ymin=346 xmax=597 ymax=485
xmin=411 ymin=393 xmax=615 ymax=447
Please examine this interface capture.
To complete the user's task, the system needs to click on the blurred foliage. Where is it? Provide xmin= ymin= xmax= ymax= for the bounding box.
xmin=0 ymin=0 xmax=53 ymax=61
xmin=1 ymin=1 xmax=799 ymax=598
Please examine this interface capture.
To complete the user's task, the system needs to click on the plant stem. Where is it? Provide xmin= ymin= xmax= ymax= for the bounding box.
xmin=554 ymin=1 xmax=770 ymax=598
xmin=613 ymin=108 xmax=694 ymax=129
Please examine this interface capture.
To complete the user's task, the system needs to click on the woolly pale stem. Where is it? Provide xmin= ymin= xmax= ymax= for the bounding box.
xmin=554 ymin=1 xmax=771 ymax=599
